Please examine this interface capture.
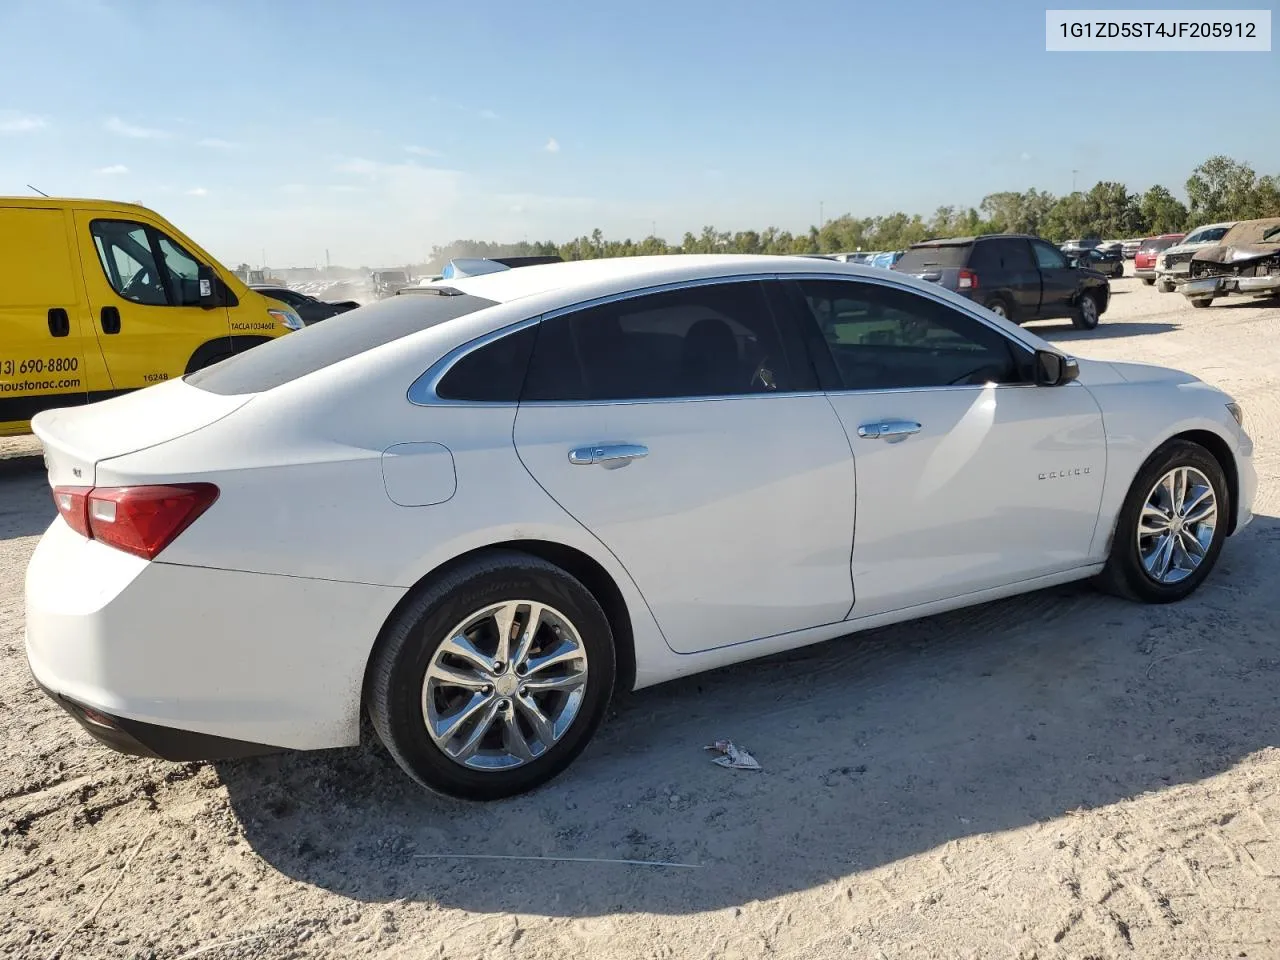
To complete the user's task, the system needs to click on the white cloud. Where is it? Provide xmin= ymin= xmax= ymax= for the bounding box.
xmin=96 ymin=164 xmax=129 ymax=175
xmin=198 ymin=137 xmax=240 ymax=149
xmin=0 ymin=112 xmax=47 ymax=134
xmin=405 ymin=145 xmax=442 ymax=157
xmin=543 ymin=137 xmax=561 ymax=154
xmin=186 ymin=187 xmax=209 ymax=197
xmin=105 ymin=116 xmax=170 ymax=139
xmin=1020 ymin=152 xmax=1033 ymax=161
xmin=335 ymin=157 xmax=382 ymax=175
xmin=479 ymin=109 xmax=499 ymax=120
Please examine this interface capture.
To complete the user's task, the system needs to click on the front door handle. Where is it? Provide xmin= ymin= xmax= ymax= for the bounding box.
xmin=568 ymin=443 xmax=649 ymax=467
xmin=100 ymin=306 xmax=121 ymax=335
xmin=857 ymin=420 xmax=922 ymax=442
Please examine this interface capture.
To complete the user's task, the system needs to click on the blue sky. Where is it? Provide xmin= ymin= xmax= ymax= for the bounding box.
xmin=1 ymin=0 xmax=1276 ymax=267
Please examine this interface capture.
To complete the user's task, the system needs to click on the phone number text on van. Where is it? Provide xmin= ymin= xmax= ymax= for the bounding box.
xmin=1 ymin=358 xmax=81 ymax=377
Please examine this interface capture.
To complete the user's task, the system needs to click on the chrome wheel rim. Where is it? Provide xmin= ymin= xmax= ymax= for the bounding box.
xmin=989 ymin=302 xmax=1007 ymax=318
xmin=1081 ymin=296 xmax=1098 ymax=326
xmin=1136 ymin=466 xmax=1217 ymax=585
xmin=423 ymin=600 xmax=589 ymax=771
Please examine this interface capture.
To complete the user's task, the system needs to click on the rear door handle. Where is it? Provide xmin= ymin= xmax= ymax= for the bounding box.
xmin=100 ymin=306 xmax=121 ymax=335
xmin=47 ymin=308 xmax=70 ymax=337
xmin=857 ymin=420 xmax=922 ymax=442
xmin=568 ymin=443 xmax=649 ymax=467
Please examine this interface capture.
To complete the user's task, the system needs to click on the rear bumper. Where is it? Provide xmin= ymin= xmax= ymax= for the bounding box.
xmin=24 ymin=519 xmax=404 ymax=756
xmin=1134 ymin=266 xmax=1158 ymax=279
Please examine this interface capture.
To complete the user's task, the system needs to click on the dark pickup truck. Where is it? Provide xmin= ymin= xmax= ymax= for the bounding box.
xmin=892 ymin=233 xmax=1111 ymax=330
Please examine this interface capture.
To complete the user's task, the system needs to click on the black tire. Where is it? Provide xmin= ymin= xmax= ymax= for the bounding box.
xmin=1095 ymin=439 xmax=1230 ymax=604
xmin=1071 ymin=291 xmax=1100 ymax=330
xmin=365 ymin=551 xmax=616 ymax=800
xmin=1190 ymin=298 xmax=1213 ymax=309
xmin=1142 ymin=278 xmax=1156 ymax=286
xmin=983 ymin=296 xmax=1014 ymax=322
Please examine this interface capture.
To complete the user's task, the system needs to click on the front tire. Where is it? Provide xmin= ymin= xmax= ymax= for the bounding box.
xmin=1095 ymin=440 xmax=1229 ymax=603
xmin=1190 ymin=298 xmax=1213 ymax=308
xmin=1072 ymin=291 xmax=1100 ymax=330
xmin=1157 ymin=279 xmax=1175 ymax=293
xmin=365 ymin=552 xmax=616 ymax=800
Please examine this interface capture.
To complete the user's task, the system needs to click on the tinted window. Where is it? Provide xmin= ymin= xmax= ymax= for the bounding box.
xmin=186 ymin=291 xmax=497 ymax=395
xmin=794 ymin=279 xmax=1021 ymax=390
xmin=1031 ymin=241 xmax=1068 ymax=270
xmin=435 ymin=324 xmax=537 ymax=402
xmin=971 ymin=238 xmax=1034 ymax=273
xmin=522 ymin=281 xmax=798 ymax=402
xmin=895 ymin=243 xmax=972 ymax=271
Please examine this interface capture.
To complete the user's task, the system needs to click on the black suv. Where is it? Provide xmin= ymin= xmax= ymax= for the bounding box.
xmin=892 ymin=234 xmax=1111 ymax=330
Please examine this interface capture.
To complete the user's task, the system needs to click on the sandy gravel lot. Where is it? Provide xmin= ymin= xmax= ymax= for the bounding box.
xmin=3 ymin=277 xmax=1278 ymax=960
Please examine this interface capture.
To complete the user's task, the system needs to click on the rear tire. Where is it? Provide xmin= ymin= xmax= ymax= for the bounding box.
xmin=1157 ymin=279 xmax=1175 ymax=293
xmin=1071 ymin=291 xmax=1100 ymax=330
xmin=983 ymin=296 xmax=1014 ymax=322
xmin=1095 ymin=440 xmax=1229 ymax=603
xmin=1190 ymin=298 xmax=1213 ymax=308
xmin=1142 ymin=278 xmax=1156 ymax=286
xmin=365 ymin=551 xmax=616 ymax=801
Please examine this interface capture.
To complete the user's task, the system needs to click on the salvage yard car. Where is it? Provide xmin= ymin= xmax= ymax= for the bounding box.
xmin=1178 ymin=217 xmax=1280 ymax=309
xmin=893 ymin=233 xmax=1110 ymax=329
xmin=1155 ymin=221 xmax=1236 ymax=293
xmin=25 ymin=255 xmax=1255 ymax=800
xmin=0 ymin=197 xmax=304 ymax=437
xmin=1134 ymin=233 xmax=1185 ymax=285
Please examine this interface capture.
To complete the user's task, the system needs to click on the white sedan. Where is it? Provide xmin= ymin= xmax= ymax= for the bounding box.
xmin=25 ymin=255 xmax=1257 ymax=800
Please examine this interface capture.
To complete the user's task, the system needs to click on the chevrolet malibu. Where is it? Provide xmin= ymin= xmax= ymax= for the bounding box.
xmin=25 ymin=255 xmax=1257 ymax=800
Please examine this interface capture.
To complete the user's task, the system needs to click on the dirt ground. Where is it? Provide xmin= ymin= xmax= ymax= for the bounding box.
xmin=2 ymin=275 xmax=1278 ymax=960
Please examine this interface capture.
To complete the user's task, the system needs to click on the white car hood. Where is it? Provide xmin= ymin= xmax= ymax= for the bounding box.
xmin=1072 ymin=357 xmax=1201 ymax=387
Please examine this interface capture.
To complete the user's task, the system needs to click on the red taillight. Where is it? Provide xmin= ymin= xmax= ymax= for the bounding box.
xmin=957 ymin=268 xmax=979 ymax=290
xmin=52 ymin=483 xmax=218 ymax=560
xmin=52 ymin=486 xmax=92 ymax=538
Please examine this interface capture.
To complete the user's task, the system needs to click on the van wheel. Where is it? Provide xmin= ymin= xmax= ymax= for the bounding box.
xmin=1072 ymin=292 xmax=1100 ymax=330
xmin=185 ymin=350 xmax=231 ymax=374
xmin=365 ymin=551 xmax=616 ymax=800
xmin=1095 ymin=440 xmax=1228 ymax=603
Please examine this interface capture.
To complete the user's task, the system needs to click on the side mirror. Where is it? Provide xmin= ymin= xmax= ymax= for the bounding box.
xmin=1034 ymin=350 xmax=1079 ymax=386
xmin=197 ymin=265 xmax=219 ymax=310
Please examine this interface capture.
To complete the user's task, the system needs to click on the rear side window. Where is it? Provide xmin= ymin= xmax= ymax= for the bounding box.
xmin=895 ymin=244 xmax=972 ymax=272
xmin=521 ymin=280 xmax=806 ymax=402
xmin=435 ymin=324 xmax=537 ymax=402
xmin=185 ymin=291 xmax=497 ymax=395
xmin=969 ymin=239 xmax=1034 ymax=273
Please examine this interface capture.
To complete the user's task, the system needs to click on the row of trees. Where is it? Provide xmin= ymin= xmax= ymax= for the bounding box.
xmin=424 ymin=155 xmax=1280 ymax=269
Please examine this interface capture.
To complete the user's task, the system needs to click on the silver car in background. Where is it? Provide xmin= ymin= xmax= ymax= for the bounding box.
xmin=1155 ymin=222 xmax=1237 ymax=293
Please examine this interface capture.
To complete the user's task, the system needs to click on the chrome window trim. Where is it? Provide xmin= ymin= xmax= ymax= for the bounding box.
xmin=407 ymin=270 xmax=1052 ymax=408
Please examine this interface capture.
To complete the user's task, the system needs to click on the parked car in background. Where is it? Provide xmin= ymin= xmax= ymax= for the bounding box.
xmin=869 ymin=250 xmax=905 ymax=269
xmin=1154 ymin=222 xmax=1237 ymax=292
xmin=1134 ymin=234 xmax=1186 ymax=284
xmin=1075 ymin=247 xmax=1125 ymax=278
xmin=1098 ymin=240 xmax=1125 ymax=256
xmin=1061 ymin=238 xmax=1103 ymax=256
xmin=1122 ymin=239 xmax=1143 ymax=259
xmin=24 ymin=254 xmax=1255 ymax=800
xmin=371 ymin=270 xmax=412 ymax=299
xmin=894 ymin=233 xmax=1110 ymax=329
xmin=249 ymin=285 xmax=361 ymax=325
xmin=1179 ymin=217 xmax=1280 ymax=308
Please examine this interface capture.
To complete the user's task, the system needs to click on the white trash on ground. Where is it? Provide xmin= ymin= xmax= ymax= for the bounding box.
xmin=704 ymin=739 xmax=762 ymax=771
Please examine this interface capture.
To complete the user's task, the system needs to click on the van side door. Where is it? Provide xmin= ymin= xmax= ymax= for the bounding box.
xmin=73 ymin=212 xmax=232 ymax=392
xmin=0 ymin=205 xmax=95 ymax=429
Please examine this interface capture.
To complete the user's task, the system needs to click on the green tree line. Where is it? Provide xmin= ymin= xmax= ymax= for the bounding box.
xmin=423 ymin=155 xmax=1280 ymax=270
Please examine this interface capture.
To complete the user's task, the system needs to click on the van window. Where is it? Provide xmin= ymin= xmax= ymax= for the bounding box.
xmin=89 ymin=219 xmax=203 ymax=307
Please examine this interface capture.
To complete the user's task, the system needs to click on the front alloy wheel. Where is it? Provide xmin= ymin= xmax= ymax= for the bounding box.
xmin=1072 ymin=292 xmax=1099 ymax=330
xmin=1135 ymin=466 xmax=1217 ymax=585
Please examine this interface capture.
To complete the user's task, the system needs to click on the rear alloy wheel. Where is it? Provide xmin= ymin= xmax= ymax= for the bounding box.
xmin=1096 ymin=440 xmax=1228 ymax=603
xmin=366 ymin=552 xmax=615 ymax=800
xmin=984 ymin=297 xmax=1012 ymax=321
xmin=1190 ymin=298 xmax=1214 ymax=308
xmin=1072 ymin=292 xmax=1100 ymax=330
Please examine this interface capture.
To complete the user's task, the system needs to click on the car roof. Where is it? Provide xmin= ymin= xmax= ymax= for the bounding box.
xmin=432 ymin=253 xmax=927 ymax=306
xmin=0 ymin=195 xmax=157 ymax=213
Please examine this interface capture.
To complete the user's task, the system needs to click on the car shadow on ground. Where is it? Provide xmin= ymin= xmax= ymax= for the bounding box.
xmin=219 ymin=515 xmax=1280 ymax=917
xmin=1034 ymin=320 xmax=1180 ymax=341
xmin=0 ymin=456 xmax=54 ymax=539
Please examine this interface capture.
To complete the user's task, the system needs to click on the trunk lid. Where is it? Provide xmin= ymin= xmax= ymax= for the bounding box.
xmin=31 ymin=379 xmax=254 ymax=487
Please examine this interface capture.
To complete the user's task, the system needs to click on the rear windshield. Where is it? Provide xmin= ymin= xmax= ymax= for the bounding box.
xmin=895 ymin=243 xmax=972 ymax=271
xmin=185 ymin=292 xmax=497 ymax=395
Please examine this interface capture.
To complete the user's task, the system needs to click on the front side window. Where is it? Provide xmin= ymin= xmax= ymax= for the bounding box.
xmin=1031 ymin=241 xmax=1068 ymax=270
xmin=90 ymin=219 xmax=203 ymax=307
xmin=521 ymin=281 xmax=801 ymax=402
xmin=794 ymin=279 xmax=1022 ymax=390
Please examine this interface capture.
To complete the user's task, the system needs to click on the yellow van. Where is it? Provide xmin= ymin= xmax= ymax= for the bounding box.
xmin=0 ymin=197 xmax=303 ymax=436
